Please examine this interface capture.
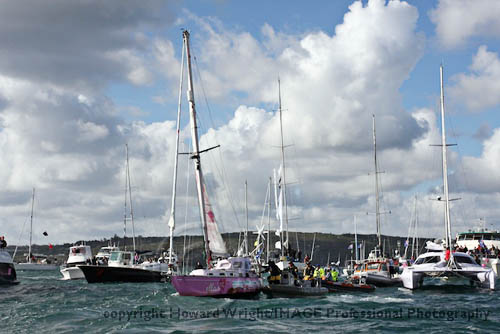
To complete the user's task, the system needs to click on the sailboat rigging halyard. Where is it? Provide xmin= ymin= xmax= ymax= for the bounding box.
xmin=400 ymin=65 xmax=496 ymax=290
xmin=170 ymin=30 xmax=261 ymax=298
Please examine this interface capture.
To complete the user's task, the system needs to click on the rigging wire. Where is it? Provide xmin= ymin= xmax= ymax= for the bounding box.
xmin=191 ymin=54 xmax=243 ymax=231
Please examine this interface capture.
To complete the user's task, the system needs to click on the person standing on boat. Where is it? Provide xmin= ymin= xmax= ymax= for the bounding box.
xmin=0 ymin=236 xmax=6 ymax=249
xmin=267 ymin=260 xmax=282 ymax=284
xmin=288 ymin=262 xmax=299 ymax=286
xmin=445 ymin=247 xmax=451 ymax=262
xmin=304 ymin=262 xmax=314 ymax=280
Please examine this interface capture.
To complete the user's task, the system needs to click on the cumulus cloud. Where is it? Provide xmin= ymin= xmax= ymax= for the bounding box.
xmin=430 ymin=0 xmax=500 ymax=49
xmin=4 ymin=0 xmax=498 ymax=245
xmin=449 ymin=46 xmax=500 ymax=111
xmin=0 ymin=0 xmax=176 ymax=92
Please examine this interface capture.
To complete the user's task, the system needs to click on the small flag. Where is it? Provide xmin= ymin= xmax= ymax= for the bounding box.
xmin=348 ymin=244 xmax=353 ymax=250
xmin=48 ymin=244 xmax=53 ymax=249
xmin=404 ymin=240 xmax=409 ymax=248
xmin=43 ymin=231 xmax=48 ymax=236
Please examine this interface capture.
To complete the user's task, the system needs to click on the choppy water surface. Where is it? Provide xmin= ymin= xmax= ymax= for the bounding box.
xmin=2 ymin=270 xmax=499 ymax=333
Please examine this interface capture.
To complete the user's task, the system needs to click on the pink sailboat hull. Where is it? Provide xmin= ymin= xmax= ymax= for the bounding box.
xmin=171 ymin=275 xmax=261 ymax=298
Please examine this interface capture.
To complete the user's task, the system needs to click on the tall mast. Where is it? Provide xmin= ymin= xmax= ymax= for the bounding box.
xmin=440 ymin=65 xmax=453 ymax=248
xmin=372 ymin=114 xmax=381 ymax=249
xmin=167 ymin=37 xmax=186 ymax=265
xmin=183 ymin=30 xmax=211 ymax=268
xmin=354 ymin=215 xmax=358 ymax=262
xmin=244 ymin=180 xmax=249 ymax=256
xmin=29 ymin=188 xmax=35 ymax=264
xmin=278 ymin=78 xmax=289 ymax=256
xmin=267 ymin=177 xmax=271 ymax=263
xmin=125 ymin=144 xmax=136 ymax=253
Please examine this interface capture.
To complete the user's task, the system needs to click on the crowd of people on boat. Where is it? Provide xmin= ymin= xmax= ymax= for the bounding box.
xmin=266 ymin=258 xmax=339 ymax=287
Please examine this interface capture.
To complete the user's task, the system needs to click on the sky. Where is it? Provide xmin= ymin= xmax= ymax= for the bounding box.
xmin=1 ymin=0 xmax=500 ymax=247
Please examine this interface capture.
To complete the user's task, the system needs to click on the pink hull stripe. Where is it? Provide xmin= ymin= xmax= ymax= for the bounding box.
xmin=171 ymin=275 xmax=261 ymax=297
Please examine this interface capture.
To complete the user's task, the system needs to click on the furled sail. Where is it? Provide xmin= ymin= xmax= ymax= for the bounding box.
xmin=202 ymin=182 xmax=228 ymax=257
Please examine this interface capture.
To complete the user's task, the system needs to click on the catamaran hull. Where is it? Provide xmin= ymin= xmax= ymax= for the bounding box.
xmin=60 ymin=266 xmax=85 ymax=280
xmin=171 ymin=275 xmax=261 ymax=298
xmin=79 ymin=265 xmax=168 ymax=283
xmin=401 ymin=269 xmax=496 ymax=290
xmin=16 ymin=263 xmax=59 ymax=271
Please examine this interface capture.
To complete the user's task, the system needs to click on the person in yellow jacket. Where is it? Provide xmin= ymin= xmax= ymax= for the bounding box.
xmin=331 ymin=269 xmax=339 ymax=282
xmin=319 ymin=267 xmax=326 ymax=280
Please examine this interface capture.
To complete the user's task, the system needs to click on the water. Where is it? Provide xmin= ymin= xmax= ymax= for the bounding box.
xmin=2 ymin=270 xmax=499 ymax=333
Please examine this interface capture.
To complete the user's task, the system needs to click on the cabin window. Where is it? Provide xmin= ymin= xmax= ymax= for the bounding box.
xmin=110 ymin=252 xmax=120 ymax=261
xmin=233 ymin=262 xmax=242 ymax=269
xmin=415 ymin=256 xmax=441 ymax=265
xmin=454 ymin=256 xmax=474 ymax=264
xmin=219 ymin=273 xmax=225 ymax=276
xmin=367 ymin=264 xmax=379 ymax=270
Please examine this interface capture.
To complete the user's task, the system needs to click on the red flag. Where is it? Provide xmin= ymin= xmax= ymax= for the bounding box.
xmin=49 ymin=244 xmax=53 ymax=249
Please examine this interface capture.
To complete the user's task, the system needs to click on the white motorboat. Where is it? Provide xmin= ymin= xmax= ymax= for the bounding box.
xmin=456 ymin=228 xmax=500 ymax=275
xmin=60 ymin=245 xmax=92 ymax=280
xmin=95 ymin=245 xmax=119 ymax=264
xmin=79 ymin=250 xmax=170 ymax=283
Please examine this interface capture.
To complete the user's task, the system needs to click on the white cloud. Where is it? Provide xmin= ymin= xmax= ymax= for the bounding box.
xmin=449 ymin=46 xmax=500 ymax=111
xmin=430 ymin=0 xmax=500 ymax=49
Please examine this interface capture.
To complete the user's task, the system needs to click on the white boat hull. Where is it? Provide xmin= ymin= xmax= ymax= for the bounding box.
xmin=401 ymin=268 xmax=496 ymax=290
xmin=60 ymin=266 xmax=85 ymax=280
xmin=16 ymin=263 xmax=59 ymax=271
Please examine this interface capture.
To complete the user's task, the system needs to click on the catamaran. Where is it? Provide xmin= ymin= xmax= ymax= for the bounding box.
xmin=400 ymin=65 xmax=496 ymax=290
xmin=170 ymin=30 xmax=261 ymax=298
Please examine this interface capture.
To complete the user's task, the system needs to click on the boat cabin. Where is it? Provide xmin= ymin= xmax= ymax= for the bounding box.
xmin=67 ymin=245 xmax=92 ymax=265
xmin=191 ymin=257 xmax=257 ymax=277
xmin=108 ymin=251 xmax=135 ymax=267
xmin=456 ymin=230 xmax=500 ymax=250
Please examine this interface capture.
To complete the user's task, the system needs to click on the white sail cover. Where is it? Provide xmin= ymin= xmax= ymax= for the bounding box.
xmin=274 ymin=166 xmax=283 ymax=240
xmin=202 ymin=183 xmax=228 ymax=257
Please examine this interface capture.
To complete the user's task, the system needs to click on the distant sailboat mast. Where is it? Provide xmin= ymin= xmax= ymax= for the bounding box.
xmin=372 ymin=115 xmax=382 ymax=250
xmin=278 ymin=78 xmax=289 ymax=257
xmin=124 ymin=144 xmax=136 ymax=253
xmin=28 ymin=188 xmax=35 ymax=264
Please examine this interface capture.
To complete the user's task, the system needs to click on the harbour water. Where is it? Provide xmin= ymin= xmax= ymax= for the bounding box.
xmin=2 ymin=270 xmax=499 ymax=333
